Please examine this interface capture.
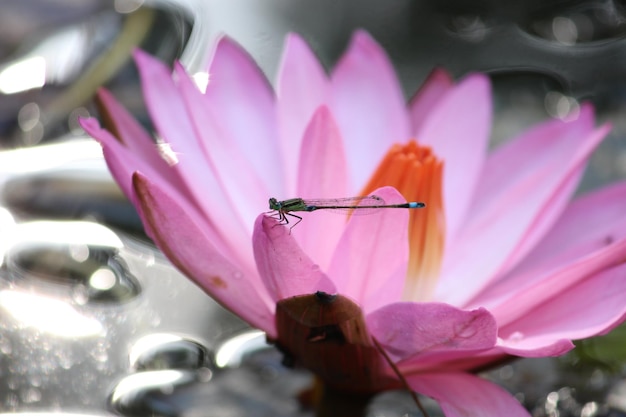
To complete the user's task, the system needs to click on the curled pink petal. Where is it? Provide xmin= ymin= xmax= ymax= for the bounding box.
xmin=94 ymin=88 xmax=169 ymax=172
xmin=134 ymin=49 xmax=252 ymax=253
xmin=327 ymin=186 xmax=408 ymax=310
xmin=407 ymin=373 xmax=531 ymax=417
xmin=80 ymin=116 xmax=179 ymax=217
xmin=80 ymin=117 xmax=136 ymax=200
xmin=80 ymin=89 xmax=186 ymax=200
xmin=132 ymin=172 xmax=275 ymax=335
xmin=253 ymin=215 xmax=336 ymax=302
xmin=367 ymin=302 xmax=497 ymax=360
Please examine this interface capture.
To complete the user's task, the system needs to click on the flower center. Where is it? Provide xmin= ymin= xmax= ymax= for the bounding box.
xmin=360 ymin=140 xmax=445 ymax=301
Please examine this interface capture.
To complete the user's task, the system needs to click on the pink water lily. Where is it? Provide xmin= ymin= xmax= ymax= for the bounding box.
xmin=81 ymin=30 xmax=626 ymax=417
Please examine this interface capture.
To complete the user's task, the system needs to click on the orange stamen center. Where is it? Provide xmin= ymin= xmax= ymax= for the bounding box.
xmin=360 ymin=140 xmax=445 ymax=301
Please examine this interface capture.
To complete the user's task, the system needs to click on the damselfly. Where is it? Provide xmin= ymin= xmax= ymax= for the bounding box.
xmin=268 ymin=195 xmax=426 ymax=229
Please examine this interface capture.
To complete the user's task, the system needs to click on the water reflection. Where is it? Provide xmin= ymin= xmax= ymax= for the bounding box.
xmin=0 ymin=56 xmax=46 ymax=94
xmin=214 ymin=330 xmax=267 ymax=368
xmin=4 ymin=221 xmax=140 ymax=304
xmin=109 ymin=370 xmax=199 ymax=417
xmin=129 ymin=333 xmax=211 ymax=371
xmin=0 ymin=290 xmax=103 ymax=338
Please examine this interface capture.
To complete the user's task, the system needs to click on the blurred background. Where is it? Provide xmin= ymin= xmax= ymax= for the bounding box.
xmin=0 ymin=1 xmax=625 ymax=416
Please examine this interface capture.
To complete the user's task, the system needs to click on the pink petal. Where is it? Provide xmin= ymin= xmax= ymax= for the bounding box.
xmin=94 ymin=89 xmax=169 ymax=173
xmin=204 ymin=36 xmax=284 ymax=192
xmin=173 ymin=62 xmax=270 ymax=226
xmin=327 ymin=186 xmax=409 ymax=312
xmin=330 ymin=30 xmax=410 ymax=189
xmin=132 ymin=172 xmax=276 ymax=336
xmin=362 ymin=264 xmax=407 ymax=313
xmin=469 ymin=181 xmax=626 ymax=324
xmin=499 ymin=262 xmax=626 ymax=345
xmin=84 ymin=114 xmax=236 ymax=264
xmin=470 ymin=105 xmax=592 ymax=216
xmin=294 ymin=106 xmax=349 ymax=268
xmin=504 ymin=180 xmax=626 ymax=277
xmin=253 ymin=215 xmax=336 ymax=302
xmin=490 ymin=237 xmax=626 ymax=326
xmin=407 ymin=372 xmax=531 ymax=417
xmin=495 ymin=336 xmax=575 ymax=357
xmin=134 ymin=49 xmax=200 ymax=160
xmin=408 ymin=68 xmax=454 ymax=134
xmin=133 ymin=50 xmax=251 ymax=252
xmin=367 ymin=302 xmax=497 ymax=360
xmin=415 ymin=74 xmax=492 ymax=242
xmin=80 ymin=116 xmax=172 ymax=210
xmin=466 ymin=105 xmax=610 ymax=273
xmin=79 ymin=117 xmax=137 ymax=199
xmin=276 ymin=33 xmax=330 ymax=190
xmin=437 ymin=109 xmax=610 ymax=306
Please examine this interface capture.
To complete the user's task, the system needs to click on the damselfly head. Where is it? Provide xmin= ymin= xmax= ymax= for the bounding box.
xmin=268 ymin=197 xmax=280 ymax=210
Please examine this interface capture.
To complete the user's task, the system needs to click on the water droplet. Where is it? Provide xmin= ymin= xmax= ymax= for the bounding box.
xmin=446 ymin=14 xmax=492 ymax=42
xmin=544 ymin=91 xmax=580 ymax=120
xmin=150 ymin=315 xmax=162 ymax=327
xmin=508 ymin=331 xmax=524 ymax=341
xmin=6 ymin=228 xmax=141 ymax=304
xmin=57 ymin=351 xmax=75 ymax=369
xmin=71 ymin=284 xmax=90 ymax=305
xmin=91 ymin=350 xmax=109 ymax=363
xmin=547 ymin=390 xmax=559 ymax=405
xmin=68 ymin=243 xmax=90 ymax=262
xmin=497 ymin=365 xmax=514 ymax=381
xmin=214 ymin=330 xmax=269 ymax=368
xmin=232 ymin=271 xmax=243 ymax=280
xmin=581 ymin=401 xmax=599 ymax=417
xmin=109 ymin=370 xmax=197 ymax=416
xmin=0 ymin=337 xmax=12 ymax=354
xmin=4 ymin=392 xmax=19 ymax=409
xmin=29 ymin=374 xmax=42 ymax=387
xmin=7 ymin=376 xmax=19 ymax=390
xmin=589 ymin=368 xmax=607 ymax=390
xmin=20 ymin=386 xmax=42 ymax=403
xmin=89 ymin=267 xmax=117 ymax=291
xmin=129 ymin=334 xmax=211 ymax=371
xmin=197 ymin=367 xmax=212 ymax=382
